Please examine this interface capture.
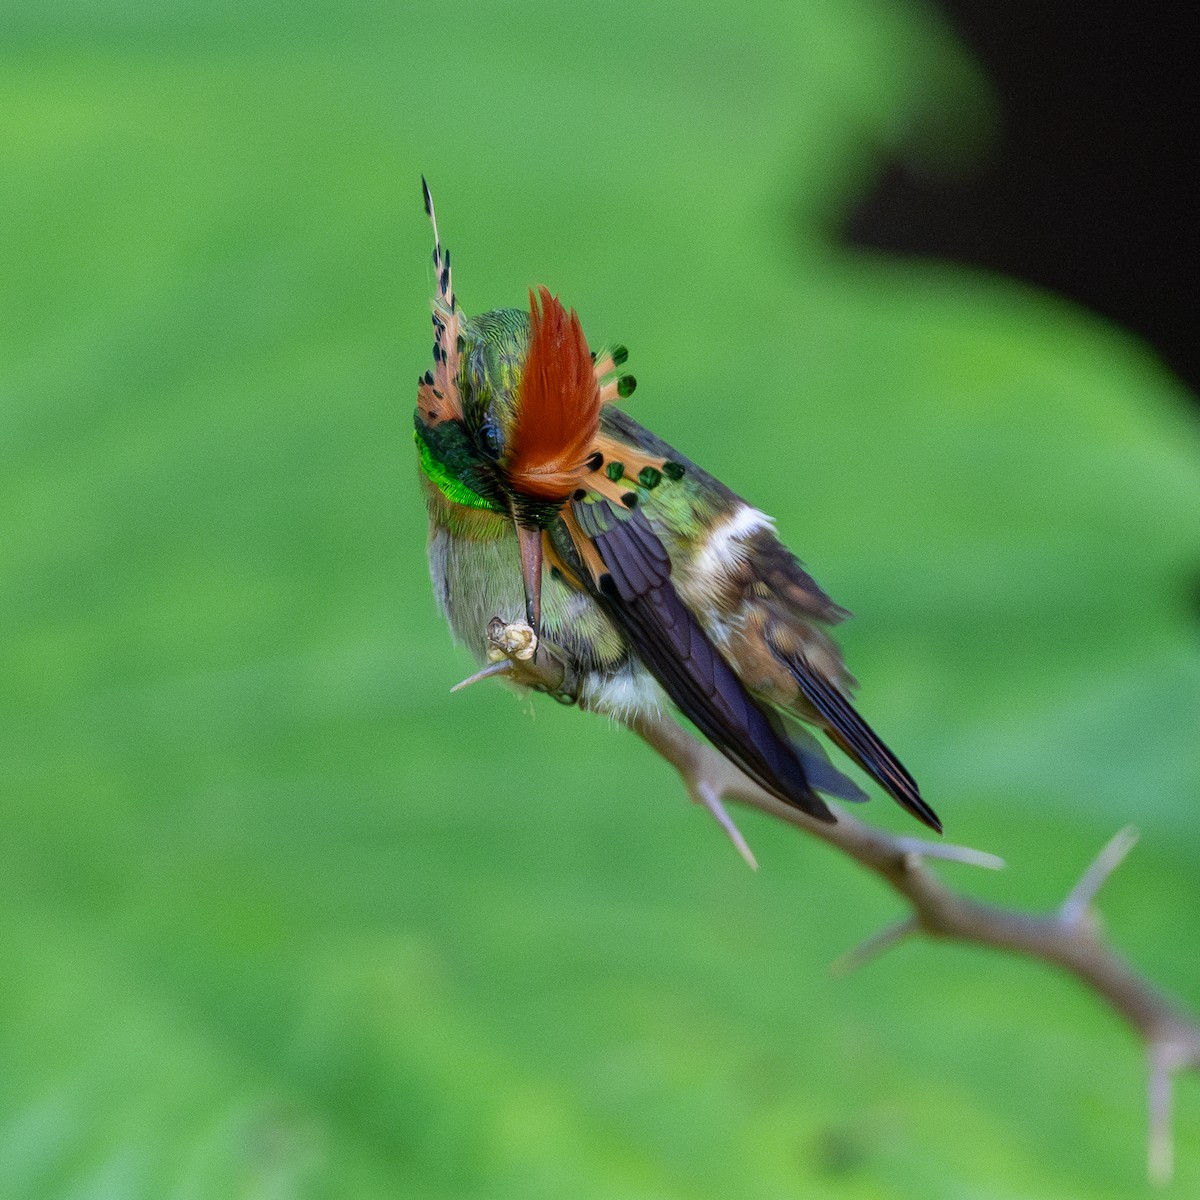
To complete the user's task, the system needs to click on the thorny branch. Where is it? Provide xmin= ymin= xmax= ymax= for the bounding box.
xmin=465 ymin=621 xmax=1200 ymax=1185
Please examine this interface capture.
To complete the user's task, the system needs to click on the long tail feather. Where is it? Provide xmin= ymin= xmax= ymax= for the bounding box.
xmin=772 ymin=714 xmax=870 ymax=804
xmin=779 ymin=651 xmax=941 ymax=832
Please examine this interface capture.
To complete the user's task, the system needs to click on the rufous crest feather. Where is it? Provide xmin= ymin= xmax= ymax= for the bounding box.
xmin=505 ymin=288 xmax=674 ymax=511
xmin=505 ymin=287 xmax=603 ymax=499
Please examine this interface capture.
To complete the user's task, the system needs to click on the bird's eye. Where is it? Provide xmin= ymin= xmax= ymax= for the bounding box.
xmin=478 ymin=416 xmax=502 ymax=460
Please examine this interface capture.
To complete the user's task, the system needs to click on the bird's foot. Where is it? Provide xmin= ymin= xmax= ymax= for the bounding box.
xmin=486 ymin=617 xmax=538 ymax=662
xmin=450 ymin=619 xmax=568 ymax=696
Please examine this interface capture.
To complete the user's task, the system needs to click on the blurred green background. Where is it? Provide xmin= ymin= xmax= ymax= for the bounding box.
xmin=3 ymin=1 xmax=1200 ymax=1196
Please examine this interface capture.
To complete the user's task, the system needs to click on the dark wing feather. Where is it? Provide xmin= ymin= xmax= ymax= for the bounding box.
xmin=772 ymin=646 xmax=941 ymax=833
xmin=771 ymin=712 xmax=870 ymax=804
xmin=577 ymin=506 xmax=833 ymax=822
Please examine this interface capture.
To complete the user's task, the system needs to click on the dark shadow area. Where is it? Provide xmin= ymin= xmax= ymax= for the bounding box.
xmin=844 ymin=2 xmax=1200 ymax=398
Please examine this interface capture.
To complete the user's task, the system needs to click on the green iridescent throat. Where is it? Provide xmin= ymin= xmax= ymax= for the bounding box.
xmin=414 ymin=428 xmax=504 ymax=512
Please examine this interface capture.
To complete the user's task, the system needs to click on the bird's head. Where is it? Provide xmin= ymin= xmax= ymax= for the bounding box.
xmin=414 ymin=282 xmax=603 ymax=639
xmin=414 ymin=182 xmax=646 ymax=637
xmin=415 ymin=291 xmax=602 ymax=528
xmin=417 ymin=180 xmax=667 ymax=638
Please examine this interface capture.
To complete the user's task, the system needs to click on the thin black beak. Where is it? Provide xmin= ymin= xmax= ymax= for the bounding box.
xmin=514 ymin=520 xmax=543 ymax=640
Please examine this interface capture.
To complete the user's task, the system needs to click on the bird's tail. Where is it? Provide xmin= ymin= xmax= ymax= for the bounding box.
xmin=780 ymin=651 xmax=942 ymax=833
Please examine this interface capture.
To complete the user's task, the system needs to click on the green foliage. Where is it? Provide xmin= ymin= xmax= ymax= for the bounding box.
xmin=2 ymin=1 xmax=1200 ymax=1196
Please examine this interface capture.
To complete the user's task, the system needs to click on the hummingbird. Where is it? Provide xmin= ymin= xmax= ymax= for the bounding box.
xmin=414 ymin=181 xmax=940 ymax=853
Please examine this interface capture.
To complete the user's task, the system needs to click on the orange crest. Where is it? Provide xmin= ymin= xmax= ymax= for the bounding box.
xmin=504 ymin=287 xmax=602 ymax=500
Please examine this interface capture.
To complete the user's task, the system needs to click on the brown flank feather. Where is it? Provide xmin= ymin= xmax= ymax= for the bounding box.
xmin=505 ymin=287 xmax=601 ymax=499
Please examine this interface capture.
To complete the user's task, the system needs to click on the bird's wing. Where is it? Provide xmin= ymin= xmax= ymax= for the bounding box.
xmin=585 ymin=406 xmax=940 ymax=833
xmin=717 ymin=530 xmax=941 ymax=832
xmin=595 ymin=404 xmax=852 ymax=684
xmin=554 ymin=497 xmax=833 ymax=822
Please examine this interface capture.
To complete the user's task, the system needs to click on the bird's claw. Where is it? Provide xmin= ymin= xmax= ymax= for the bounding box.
xmin=487 ymin=617 xmax=538 ymax=662
xmin=450 ymin=620 xmax=543 ymax=694
xmin=451 ymin=619 xmax=568 ymax=696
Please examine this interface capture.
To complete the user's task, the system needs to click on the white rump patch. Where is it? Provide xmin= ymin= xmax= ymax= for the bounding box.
xmin=692 ymin=505 xmax=774 ymax=580
xmin=582 ymin=667 xmax=665 ymax=723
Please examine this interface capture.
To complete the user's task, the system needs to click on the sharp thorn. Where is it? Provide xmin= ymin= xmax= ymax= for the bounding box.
xmin=894 ymin=837 xmax=1006 ymax=871
xmin=450 ymin=660 xmax=515 ymax=693
xmin=831 ymin=916 xmax=919 ymax=978
xmin=1148 ymin=1044 xmax=1176 ymax=1186
xmin=1061 ymin=824 xmax=1140 ymax=925
xmin=694 ymin=782 xmax=758 ymax=870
